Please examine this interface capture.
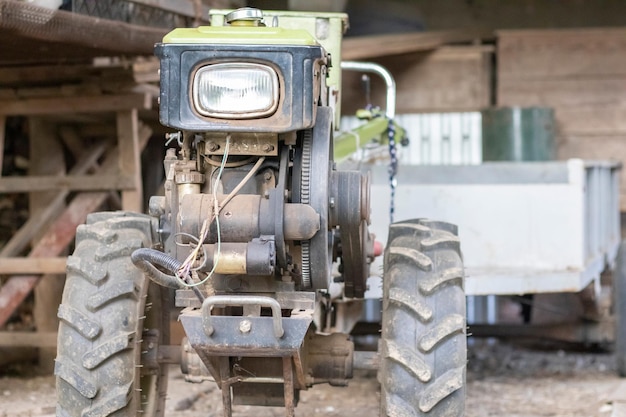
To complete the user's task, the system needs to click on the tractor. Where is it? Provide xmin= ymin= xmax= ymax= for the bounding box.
xmin=55 ymin=7 xmax=467 ymax=417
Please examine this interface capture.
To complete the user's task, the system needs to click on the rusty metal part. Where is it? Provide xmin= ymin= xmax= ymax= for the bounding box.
xmin=142 ymin=330 xmax=182 ymax=376
xmin=217 ymin=355 xmax=299 ymax=415
xmin=175 ymin=170 xmax=205 ymax=185
xmin=204 ymin=132 xmax=278 ymax=156
xmin=175 ymin=161 xmax=203 ymax=202
xmin=176 ymin=286 xmax=316 ymax=311
xmin=180 ymin=306 xmax=313 ymax=357
xmin=220 ymin=358 xmax=233 ymax=417
xmin=201 ymin=295 xmax=285 ymax=338
xmin=179 ymin=193 xmax=320 ymax=243
xmin=180 ymin=337 xmax=212 ymax=383
xmin=306 ymin=333 xmax=354 ymax=386
xmin=283 ymin=356 xmax=296 ymax=417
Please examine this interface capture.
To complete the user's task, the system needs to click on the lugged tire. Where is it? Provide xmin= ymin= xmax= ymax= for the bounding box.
xmin=380 ymin=219 xmax=466 ymax=417
xmin=615 ymin=240 xmax=626 ymax=377
xmin=55 ymin=212 xmax=169 ymax=417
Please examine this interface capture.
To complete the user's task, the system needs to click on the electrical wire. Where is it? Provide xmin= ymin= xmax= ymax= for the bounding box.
xmin=219 ymin=156 xmax=265 ymax=209
xmin=176 ymin=143 xmax=267 ymax=288
xmin=177 ymin=137 xmax=231 ymax=286
xmin=204 ymin=154 xmax=257 ymax=168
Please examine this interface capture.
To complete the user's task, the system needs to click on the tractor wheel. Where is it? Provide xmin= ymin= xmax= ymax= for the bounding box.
xmin=615 ymin=240 xmax=626 ymax=377
xmin=55 ymin=212 xmax=169 ymax=417
xmin=380 ymin=219 xmax=466 ymax=417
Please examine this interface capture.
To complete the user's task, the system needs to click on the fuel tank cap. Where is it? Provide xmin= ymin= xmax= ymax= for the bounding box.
xmin=225 ymin=7 xmax=263 ymax=24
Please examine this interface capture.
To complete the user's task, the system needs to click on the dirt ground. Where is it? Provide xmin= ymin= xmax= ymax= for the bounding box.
xmin=1 ymin=339 xmax=625 ymax=417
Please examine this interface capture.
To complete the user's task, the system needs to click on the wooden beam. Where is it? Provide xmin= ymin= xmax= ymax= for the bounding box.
xmin=0 ymin=93 xmax=151 ymax=116
xmin=59 ymin=126 xmax=87 ymax=160
xmin=342 ymin=29 xmax=493 ymax=61
xmin=0 ymin=64 xmax=93 ymax=87
xmin=497 ymin=28 xmax=626 ymax=80
xmin=0 ymin=192 xmax=108 ymax=327
xmin=0 ymin=174 xmax=136 ymax=193
xmin=117 ymin=109 xmax=143 ymax=212
xmin=0 ymin=257 xmax=67 ymax=274
xmin=342 ymin=46 xmax=493 ymax=114
xmin=0 ymin=331 xmax=57 ymax=347
xmin=0 ymin=140 xmax=109 ymax=257
xmin=29 ymin=117 xmax=65 ymax=373
xmin=132 ymin=58 xmax=160 ymax=83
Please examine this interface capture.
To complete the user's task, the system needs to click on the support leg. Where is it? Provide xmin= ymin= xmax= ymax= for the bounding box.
xmin=283 ymin=356 xmax=295 ymax=417
xmin=220 ymin=357 xmax=233 ymax=417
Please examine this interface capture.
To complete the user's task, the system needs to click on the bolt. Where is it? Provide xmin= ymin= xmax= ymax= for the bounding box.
xmin=262 ymin=143 xmax=274 ymax=153
xmin=207 ymin=142 xmax=220 ymax=152
xmin=239 ymin=319 xmax=252 ymax=334
xmin=329 ymin=197 xmax=335 ymax=208
xmin=147 ymin=342 xmax=154 ymax=349
xmin=264 ymin=172 xmax=272 ymax=181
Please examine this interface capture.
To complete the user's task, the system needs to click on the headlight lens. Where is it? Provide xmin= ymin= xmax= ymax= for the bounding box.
xmin=192 ymin=63 xmax=279 ymax=119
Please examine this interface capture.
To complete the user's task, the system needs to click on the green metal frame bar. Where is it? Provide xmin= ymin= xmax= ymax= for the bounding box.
xmin=334 ymin=114 xmax=406 ymax=163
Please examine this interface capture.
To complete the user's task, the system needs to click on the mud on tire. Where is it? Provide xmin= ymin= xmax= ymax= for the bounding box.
xmin=380 ymin=219 xmax=466 ymax=417
xmin=55 ymin=212 xmax=169 ymax=417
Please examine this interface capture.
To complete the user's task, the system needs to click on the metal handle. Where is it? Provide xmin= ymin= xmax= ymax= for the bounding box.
xmin=341 ymin=61 xmax=396 ymax=119
xmin=201 ymin=295 xmax=284 ymax=338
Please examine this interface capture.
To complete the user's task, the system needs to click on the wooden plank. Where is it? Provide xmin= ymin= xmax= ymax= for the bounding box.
xmin=0 ymin=257 xmax=67 ymax=274
xmin=0 ymin=63 xmax=95 ymax=87
xmin=29 ymin=117 xmax=65 ymax=372
xmin=0 ymin=174 xmax=137 ymax=193
xmin=132 ymin=58 xmax=160 ymax=83
xmin=0 ymin=331 xmax=57 ymax=347
xmin=117 ymin=109 xmax=143 ymax=212
xmin=498 ymin=78 xmax=626 ymax=135
xmin=342 ymin=46 xmax=493 ymax=114
xmin=498 ymin=78 xmax=626 ymax=108
xmin=342 ymin=29 xmax=493 ymax=60
xmin=556 ymin=105 xmax=626 ymax=135
xmin=0 ymin=140 xmax=109 ymax=257
xmin=0 ymin=93 xmax=151 ymax=116
xmin=0 ymin=191 xmax=108 ymax=327
xmin=59 ymin=126 xmax=92 ymax=161
xmin=498 ymin=28 xmax=626 ymax=80
xmin=0 ymin=63 xmax=129 ymax=87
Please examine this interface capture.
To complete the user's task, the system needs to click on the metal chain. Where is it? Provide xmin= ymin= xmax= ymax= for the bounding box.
xmin=387 ymin=118 xmax=398 ymax=224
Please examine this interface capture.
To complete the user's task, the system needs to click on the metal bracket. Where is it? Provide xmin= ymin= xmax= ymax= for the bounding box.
xmin=202 ymin=295 xmax=285 ymax=338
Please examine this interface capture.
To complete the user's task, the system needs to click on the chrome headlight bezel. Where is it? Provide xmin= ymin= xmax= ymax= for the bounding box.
xmin=191 ymin=63 xmax=280 ymax=119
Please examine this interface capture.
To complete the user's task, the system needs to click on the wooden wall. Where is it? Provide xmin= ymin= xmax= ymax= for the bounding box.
xmin=341 ymin=45 xmax=493 ymax=116
xmin=497 ymin=28 xmax=626 ymax=208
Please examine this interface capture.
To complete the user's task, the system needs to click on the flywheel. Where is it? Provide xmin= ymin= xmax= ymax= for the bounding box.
xmin=293 ymin=106 xmax=334 ymax=290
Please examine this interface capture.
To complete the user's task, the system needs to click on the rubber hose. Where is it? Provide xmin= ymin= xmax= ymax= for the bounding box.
xmin=131 ymin=248 xmax=185 ymax=289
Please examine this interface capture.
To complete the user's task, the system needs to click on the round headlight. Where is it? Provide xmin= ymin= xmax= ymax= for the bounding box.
xmin=192 ymin=63 xmax=279 ymax=119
